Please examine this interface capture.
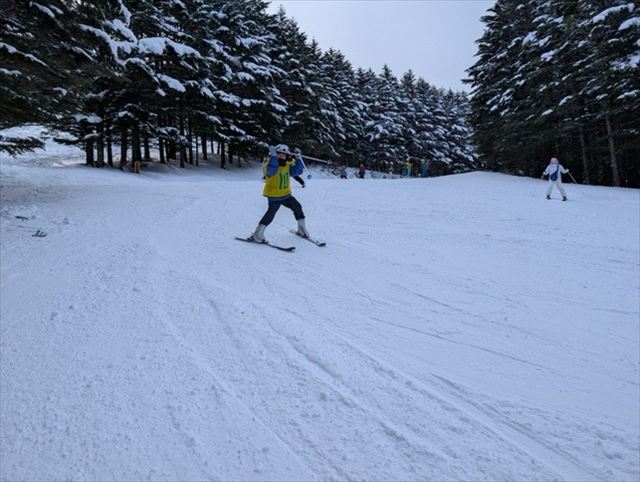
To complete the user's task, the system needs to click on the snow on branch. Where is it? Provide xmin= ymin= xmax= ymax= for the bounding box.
xmin=0 ymin=42 xmax=48 ymax=67
xmin=138 ymin=37 xmax=202 ymax=58
xmin=591 ymin=3 xmax=635 ymax=23
xmin=158 ymin=74 xmax=186 ymax=93
xmin=619 ymin=17 xmax=640 ymax=30
xmin=31 ymin=2 xmax=55 ymax=19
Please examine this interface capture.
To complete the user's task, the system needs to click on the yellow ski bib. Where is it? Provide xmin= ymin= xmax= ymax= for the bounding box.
xmin=263 ymin=160 xmax=294 ymax=198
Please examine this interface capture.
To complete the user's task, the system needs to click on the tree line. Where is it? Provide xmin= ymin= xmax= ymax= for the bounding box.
xmin=1 ymin=0 xmax=477 ymax=174
xmin=467 ymin=0 xmax=640 ymax=187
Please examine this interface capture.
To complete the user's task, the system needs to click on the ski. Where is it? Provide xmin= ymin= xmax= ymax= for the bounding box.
xmin=289 ymin=229 xmax=326 ymax=247
xmin=235 ymin=236 xmax=295 ymax=252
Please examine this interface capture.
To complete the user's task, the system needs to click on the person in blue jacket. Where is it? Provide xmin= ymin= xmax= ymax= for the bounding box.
xmin=250 ymin=144 xmax=310 ymax=243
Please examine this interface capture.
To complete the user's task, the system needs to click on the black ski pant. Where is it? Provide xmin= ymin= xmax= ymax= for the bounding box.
xmin=259 ymin=196 xmax=304 ymax=226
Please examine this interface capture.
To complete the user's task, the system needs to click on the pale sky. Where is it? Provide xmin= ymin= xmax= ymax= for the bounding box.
xmin=267 ymin=0 xmax=494 ymax=92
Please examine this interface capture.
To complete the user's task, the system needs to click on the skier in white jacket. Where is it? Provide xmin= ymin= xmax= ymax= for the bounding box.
xmin=543 ymin=157 xmax=569 ymax=201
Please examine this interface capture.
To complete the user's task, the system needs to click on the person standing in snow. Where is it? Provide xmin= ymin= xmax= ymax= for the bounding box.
xmin=358 ymin=163 xmax=366 ymax=179
xmin=420 ymin=158 xmax=429 ymax=178
xmin=250 ymin=144 xmax=310 ymax=243
xmin=291 ymin=147 xmax=306 ymax=188
xmin=404 ymin=159 xmax=412 ymax=178
xmin=542 ymin=157 xmax=570 ymax=201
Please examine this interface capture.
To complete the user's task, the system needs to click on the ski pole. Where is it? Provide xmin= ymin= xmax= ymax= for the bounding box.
xmin=568 ymin=172 xmax=578 ymax=184
xmin=300 ymin=154 xmax=332 ymax=165
xmin=299 ymin=156 xmax=311 ymax=179
xmin=282 ymin=150 xmax=331 ymax=165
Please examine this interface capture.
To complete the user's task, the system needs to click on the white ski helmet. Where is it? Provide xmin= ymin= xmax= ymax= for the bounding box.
xmin=275 ymin=144 xmax=290 ymax=154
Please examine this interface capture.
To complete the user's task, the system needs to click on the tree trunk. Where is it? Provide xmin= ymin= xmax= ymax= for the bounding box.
xmin=201 ymin=135 xmax=207 ymax=160
xmin=119 ymin=126 xmax=128 ymax=170
xmin=96 ymin=131 xmax=104 ymax=168
xmin=194 ymin=127 xmax=199 ymax=166
xmin=132 ymin=126 xmax=142 ymax=173
xmin=133 ymin=129 xmax=142 ymax=162
xmin=604 ymin=113 xmax=620 ymax=187
xmin=159 ymin=138 xmax=166 ymax=164
xmin=167 ymin=115 xmax=176 ymax=160
xmin=578 ymin=126 xmax=590 ymax=185
xmin=86 ymin=138 xmax=94 ymax=166
xmin=187 ymin=118 xmax=194 ymax=165
xmin=168 ymin=138 xmax=176 ymax=160
xmin=220 ymin=140 xmax=226 ymax=169
xmin=144 ymin=136 xmax=151 ymax=162
xmin=179 ymin=117 xmax=186 ymax=168
xmin=106 ymin=130 xmax=113 ymax=167
xmin=167 ymin=114 xmax=175 ymax=160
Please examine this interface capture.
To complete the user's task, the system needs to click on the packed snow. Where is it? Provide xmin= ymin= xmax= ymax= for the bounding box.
xmin=1 ymin=140 xmax=639 ymax=481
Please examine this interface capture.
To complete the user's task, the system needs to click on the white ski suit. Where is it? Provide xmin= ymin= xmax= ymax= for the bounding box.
xmin=543 ymin=163 xmax=569 ymax=198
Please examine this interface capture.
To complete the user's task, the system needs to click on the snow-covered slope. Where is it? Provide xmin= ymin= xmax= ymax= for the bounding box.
xmin=1 ymin=157 xmax=638 ymax=480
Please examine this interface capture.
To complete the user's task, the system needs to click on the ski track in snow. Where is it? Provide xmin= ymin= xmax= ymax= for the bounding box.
xmin=1 ymin=156 xmax=639 ymax=481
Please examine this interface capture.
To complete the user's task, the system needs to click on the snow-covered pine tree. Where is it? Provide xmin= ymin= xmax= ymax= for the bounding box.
xmin=353 ymin=67 xmax=377 ymax=167
xmin=211 ymin=0 xmax=281 ymax=165
xmin=314 ymin=48 xmax=352 ymax=160
xmin=418 ymin=81 xmax=451 ymax=172
xmin=302 ymin=39 xmax=340 ymax=157
xmin=0 ymin=1 xmax=83 ymax=155
xmin=467 ymin=0 xmax=640 ymax=186
xmin=269 ymin=7 xmax=312 ymax=150
xmin=578 ymin=1 xmax=640 ymax=186
xmin=49 ymin=0 xmax=141 ymax=167
xmin=413 ymin=78 xmax=439 ymax=171
xmin=364 ymin=65 xmax=406 ymax=168
xmin=442 ymin=91 xmax=478 ymax=173
xmin=398 ymin=70 xmax=420 ymax=162
xmin=2 ymin=0 xmax=480 ymax=178
xmin=323 ymin=50 xmax=363 ymax=165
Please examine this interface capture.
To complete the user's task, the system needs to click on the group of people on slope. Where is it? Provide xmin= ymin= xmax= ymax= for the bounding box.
xmin=246 ymin=149 xmax=573 ymax=244
xmin=402 ymin=158 xmax=430 ymax=178
xmin=338 ymin=158 xmax=429 ymax=180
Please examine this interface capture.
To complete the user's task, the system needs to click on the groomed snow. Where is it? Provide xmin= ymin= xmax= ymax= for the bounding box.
xmin=1 ymin=145 xmax=639 ymax=481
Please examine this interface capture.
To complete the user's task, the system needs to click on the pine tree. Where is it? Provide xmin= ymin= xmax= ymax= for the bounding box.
xmin=0 ymin=1 xmax=86 ymax=155
xmin=324 ymin=50 xmax=362 ymax=164
xmin=2 ymin=0 xmax=480 ymax=178
xmin=467 ymin=0 xmax=640 ymax=186
xmin=365 ymin=65 xmax=405 ymax=166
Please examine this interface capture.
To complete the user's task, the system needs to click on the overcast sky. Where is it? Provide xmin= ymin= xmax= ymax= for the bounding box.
xmin=267 ymin=0 xmax=494 ymax=92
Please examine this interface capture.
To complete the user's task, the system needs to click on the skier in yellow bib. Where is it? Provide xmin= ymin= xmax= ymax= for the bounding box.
xmin=250 ymin=144 xmax=310 ymax=243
